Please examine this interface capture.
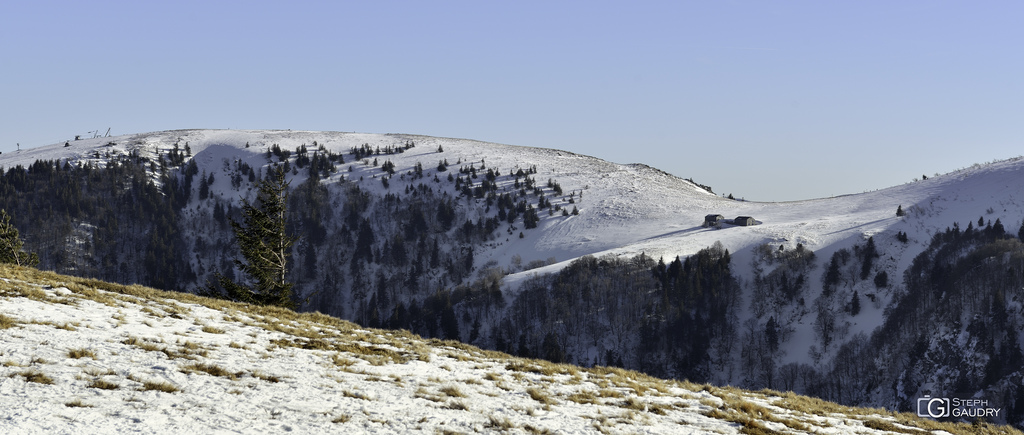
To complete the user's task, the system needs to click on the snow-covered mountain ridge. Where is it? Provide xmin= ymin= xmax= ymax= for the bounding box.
xmin=4 ymin=129 xmax=1019 ymax=273
xmin=1 ymin=264 xmax=1015 ymax=434
xmin=5 ymin=129 xmax=1024 ymax=426
xmin=2 ymin=128 xmax=723 ymax=268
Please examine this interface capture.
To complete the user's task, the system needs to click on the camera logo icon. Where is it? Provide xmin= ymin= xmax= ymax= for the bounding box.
xmin=917 ymin=395 xmax=950 ymax=418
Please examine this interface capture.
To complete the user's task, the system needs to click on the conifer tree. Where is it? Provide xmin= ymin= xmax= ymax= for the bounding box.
xmin=859 ymin=236 xmax=877 ymax=280
xmin=199 ymin=170 xmax=211 ymax=200
xmin=353 ymin=219 xmax=375 ymax=264
xmin=765 ymin=316 xmax=780 ymax=353
xmin=542 ymin=332 xmax=566 ymax=363
xmin=992 ymin=218 xmax=1005 ymax=237
xmin=822 ymin=254 xmax=841 ymax=296
xmin=440 ymin=300 xmax=459 ymax=340
xmin=217 ymin=167 xmax=296 ymax=308
xmin=523 ymin=204 xmax=539 ymax=229
xmin=0 ymin=210 xmax=39 ymax=267
xmin=874 ymin=270 xmax=889 ymax=288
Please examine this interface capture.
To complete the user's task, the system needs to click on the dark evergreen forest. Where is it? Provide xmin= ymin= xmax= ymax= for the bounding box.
xmin=0 ymin=152 xmax=192 ymax=289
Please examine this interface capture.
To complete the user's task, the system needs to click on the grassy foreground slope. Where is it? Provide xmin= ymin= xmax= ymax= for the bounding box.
xmin=0 ymin=264 xmax=1018 ymax=435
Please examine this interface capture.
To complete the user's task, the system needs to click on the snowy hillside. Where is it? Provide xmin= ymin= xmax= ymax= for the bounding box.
xmin=1 ymin=265 xmax=1015 ymax=435
xmin=5 ymin=129 xmax=1020 ymax=275
xmin=5 ymin=129 xmax=1024 ymax=425
xmin=1 ymin=129 xmax=728 ymax=265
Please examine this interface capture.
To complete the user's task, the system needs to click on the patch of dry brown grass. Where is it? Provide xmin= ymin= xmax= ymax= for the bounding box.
xmin=13 ymin=370 xmax=54 ymax=384
xmin=439 ymin=385 xmax=467 ymax=398
xmin=342 ymin=389 xmax=372 ymax=400
xmin=67 ymin=348 xmax=96 ymax=359
xmin=505 ymin=359 xmax=579 ymax=377
xmin=251 ymin=370 xmax=281 ymax=383
xmin=64 ymin=398 xmax=92 ymax=407
xmin=702 ymin=389 xmax=820 ymax=434
xmin=863 ymin=419 xmax=928 ymax=434
xmin=527 ymin=387 xmax=556 ymax=405
xmin=201 ymin=325 xmax=225 ymax=334
xmin=269 ymin=337 xmax=413 ymax=365
xmin=181 ymin=362 xmax=242 ymax=380
xmin=140 ymin=380 xmax=180 ymax=393
xmin=566 ymin=390 xmax=599 ymax=405
xmin=597 ymin=388 xmax=624 ymax=399
xmin=773 ymin=390 xmax=861 ymax=416
xmin=486 ymin=414 xmax=516 ymax=431
xmin=0 ymin=313 xmax=18 ymax=329
xmin=87 ymin=378 xmax=119 ymax=390
xmin=445 ymin=400 xmax=469 ymax=411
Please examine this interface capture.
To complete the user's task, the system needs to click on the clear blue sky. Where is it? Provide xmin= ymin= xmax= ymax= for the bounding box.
xmin=2 ymin=1 xmax=1021 ymax=201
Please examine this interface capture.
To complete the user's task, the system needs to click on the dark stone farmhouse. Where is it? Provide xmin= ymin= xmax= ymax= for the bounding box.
xmin=704 ymin=214 xmax=724 ymax=227
xmin=734 ymin=216 xmax=756 ymax=226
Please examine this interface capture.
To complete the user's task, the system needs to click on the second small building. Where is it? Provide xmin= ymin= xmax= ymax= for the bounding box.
xmin=734 ymin=216 xmax=756 ymax=226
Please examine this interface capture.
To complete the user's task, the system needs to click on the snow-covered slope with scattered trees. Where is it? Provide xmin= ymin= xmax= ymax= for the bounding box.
xmin=4 ymin=129 xmax=1024 ymax=426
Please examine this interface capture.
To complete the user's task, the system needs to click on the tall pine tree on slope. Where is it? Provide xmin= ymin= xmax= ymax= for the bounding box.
xmin=0 ymin=209 xmax=38 ymax=267
xmin=217 ymin=167 xmax=297 ymax=309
